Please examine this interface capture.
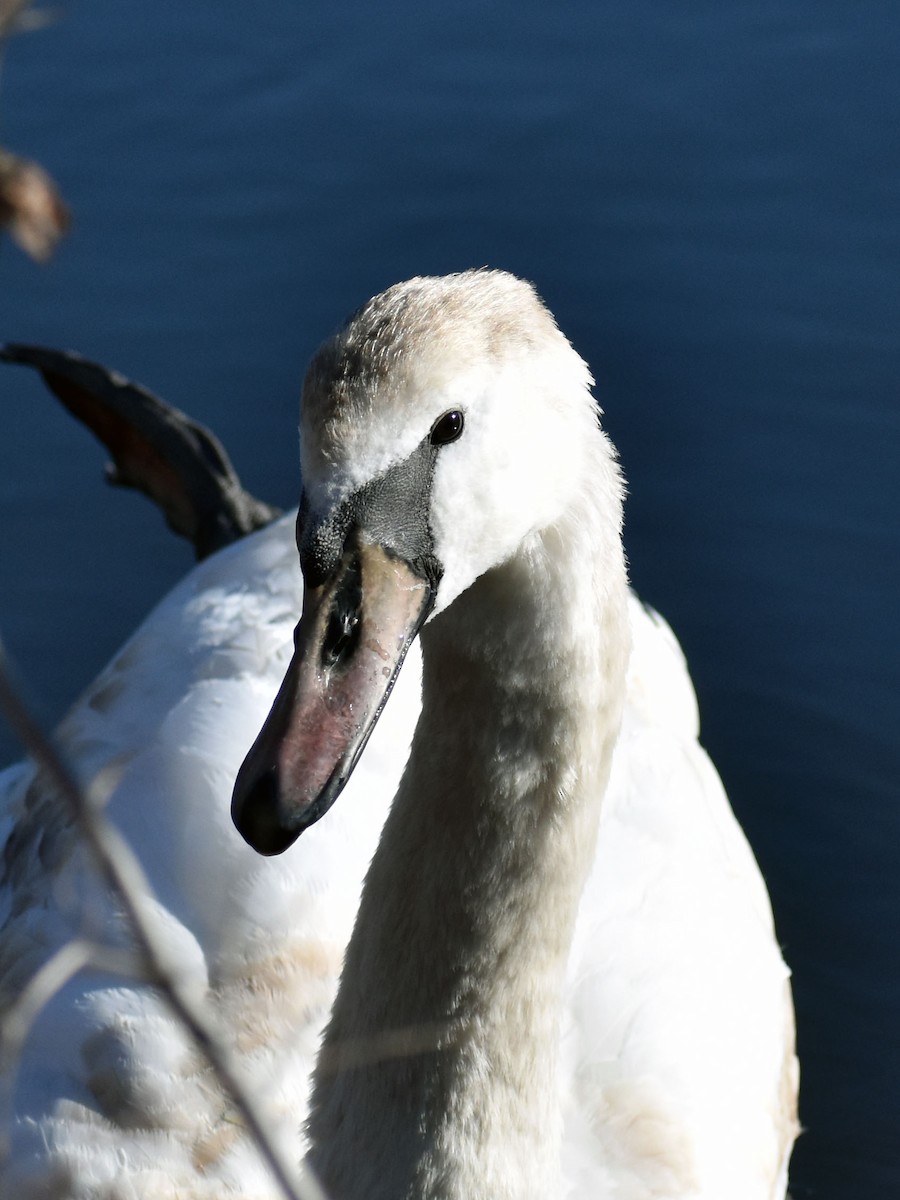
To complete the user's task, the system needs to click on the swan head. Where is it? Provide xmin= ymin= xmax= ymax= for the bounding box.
xmin=232 ymin=270 xmax=612 ymax=854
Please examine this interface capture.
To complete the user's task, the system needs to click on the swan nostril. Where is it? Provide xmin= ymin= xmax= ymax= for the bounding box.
xmin=322 ymin=606 xmax=360 ymax=667
xmin=321 ymin=552 xmax=363 ymax=669
xmin=232 ymin=766 xmax=300 ymax=856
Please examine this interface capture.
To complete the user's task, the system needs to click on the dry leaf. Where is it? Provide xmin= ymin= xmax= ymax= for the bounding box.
xmin=0 ymin=0 xmax=52 ymax=38
xmin=0 ymin=147 xmax=70 ymax=261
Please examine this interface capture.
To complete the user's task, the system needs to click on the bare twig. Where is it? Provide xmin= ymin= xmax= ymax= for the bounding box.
xmin=0 ymin=642 xmax=328 ymax=1200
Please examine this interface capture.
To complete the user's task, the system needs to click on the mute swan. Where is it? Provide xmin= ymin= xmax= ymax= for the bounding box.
xmin=0 ymin=270 xmax=798 ymax=1199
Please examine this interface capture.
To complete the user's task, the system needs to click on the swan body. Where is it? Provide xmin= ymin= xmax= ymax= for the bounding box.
xmin=0 ymin=511 xmax=423 ymax=1198
xmin=0 ymin=270 xmax=797 ymax=1198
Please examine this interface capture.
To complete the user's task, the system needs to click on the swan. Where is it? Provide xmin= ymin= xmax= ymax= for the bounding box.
xmin=0 ymin=270 xmax=798 ymax=1199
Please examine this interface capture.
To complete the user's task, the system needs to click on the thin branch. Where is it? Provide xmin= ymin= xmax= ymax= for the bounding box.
xmin=0 ymin=643 xmax=328 ymax=1200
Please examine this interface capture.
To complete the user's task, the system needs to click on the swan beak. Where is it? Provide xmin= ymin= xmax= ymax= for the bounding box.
xmin=232 ymin=538 xmax=433 ymax=855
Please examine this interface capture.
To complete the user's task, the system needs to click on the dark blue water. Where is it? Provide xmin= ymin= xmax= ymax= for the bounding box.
xmin=1 ymin=3 xmax=898 ymax=1195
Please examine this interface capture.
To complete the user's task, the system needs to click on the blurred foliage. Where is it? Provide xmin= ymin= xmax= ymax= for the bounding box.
xmin=0 ymin=0 xmax=68 ymax=261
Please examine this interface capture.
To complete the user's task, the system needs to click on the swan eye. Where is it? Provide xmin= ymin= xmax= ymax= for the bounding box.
xmin=430 ymin=409 xmax=465 ymax=446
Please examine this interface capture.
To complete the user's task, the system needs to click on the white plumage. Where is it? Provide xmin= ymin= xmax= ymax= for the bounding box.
xmin=0 ymin=270 xmax=797 ymax=1199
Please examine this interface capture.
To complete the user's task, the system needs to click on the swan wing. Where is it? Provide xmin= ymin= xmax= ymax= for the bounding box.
xmin=562 ymin=595 xmax=798 ymax=1200
xmin=0 ymin=513 xmax=421 ymax=1196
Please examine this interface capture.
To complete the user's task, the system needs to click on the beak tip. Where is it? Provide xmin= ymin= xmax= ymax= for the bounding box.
xmin=232 ymin=765 xmax=301 ymax=856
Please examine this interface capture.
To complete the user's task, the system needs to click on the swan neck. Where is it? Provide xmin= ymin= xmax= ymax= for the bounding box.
xmin=307 ymin=477 xmax=629 ymax=1200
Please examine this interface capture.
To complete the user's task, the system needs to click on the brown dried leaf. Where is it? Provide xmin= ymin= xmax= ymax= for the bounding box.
xmin=0 ymin=0 xmax=30 ymax=37
xmin=0 ymin=147 xmax=69 ymax=261
xmin=0 ymin=0 xmax=54 ymax=38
